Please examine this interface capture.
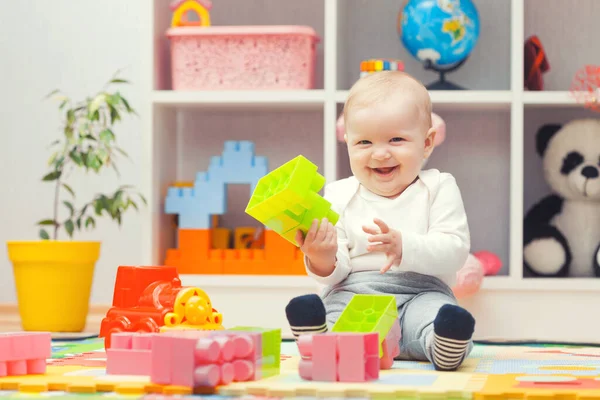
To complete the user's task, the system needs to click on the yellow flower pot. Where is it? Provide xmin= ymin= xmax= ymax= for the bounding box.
xmin=6 ymin=240 xmax=101 ymax=332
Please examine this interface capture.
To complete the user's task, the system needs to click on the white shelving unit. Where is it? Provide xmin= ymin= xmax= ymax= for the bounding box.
xmin=142 ymin=0 xmax=600 ymax=342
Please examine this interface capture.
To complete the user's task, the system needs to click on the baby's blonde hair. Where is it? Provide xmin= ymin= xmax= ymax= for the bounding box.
xmin=343 ymin=71 xmax=432 ymax=131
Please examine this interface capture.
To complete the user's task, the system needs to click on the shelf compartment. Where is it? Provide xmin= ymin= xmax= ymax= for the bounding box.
xmin=155 ymin=108 xmax=325 ymax=274
xmin=153 ymin=0 xmax=326 ymax=90
xmin=336 ymin=0 xmax=511 ymax=90
xmin=524 ymin=0 xmax=599 ymax=92
xmin=523 ymin=106 xmax=600 ymax=278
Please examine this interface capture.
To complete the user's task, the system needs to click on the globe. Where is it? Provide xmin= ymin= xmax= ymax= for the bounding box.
xmin=397 ymin=0 xmax=480 ymax=89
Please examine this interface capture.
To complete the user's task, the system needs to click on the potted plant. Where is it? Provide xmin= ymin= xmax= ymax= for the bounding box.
xmin=6 ymin=71 xmax=146 ymax=332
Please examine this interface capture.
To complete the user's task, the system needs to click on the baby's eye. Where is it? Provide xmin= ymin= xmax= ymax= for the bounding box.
xmin=390 ymin=137 xmax=405 ymax=142
xmin=357 ymin=140 xmax=371 ymax=145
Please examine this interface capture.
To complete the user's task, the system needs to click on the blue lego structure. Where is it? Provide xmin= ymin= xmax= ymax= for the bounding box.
xmin=165 ymin=141 xmax=268 ymax=229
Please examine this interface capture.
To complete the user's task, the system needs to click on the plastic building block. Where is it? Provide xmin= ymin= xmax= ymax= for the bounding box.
xmin=171 ymin=0 xmax=212 ymax=28
xmin=160 ymin=287 xmax=224 ymax=332
xmin=106 ymin=332 xmax=153 ymax=375
xmin=245 ymin=155 xmax=339 ymax=246
xmin=99 ymin=265 xmax=224 ymax=349
xmin=150 ymin=331 xmax=259 ymax=388
xmin=297 ymin=332 xmax=379 ymax=382
xmin=331 ymin=294 xmax=398 ymax=357
xmin=380 ymin=320 xmax=401 ymax=369
xmin=165 ymin=141 xmax=268 ymax=229
xmin=165 ymin=229 xmax=306 ymax=275
xmin=0 ymin=332 xmax=51 ymax=377
xmin=229 ymin=326 xmax=281 ymax=379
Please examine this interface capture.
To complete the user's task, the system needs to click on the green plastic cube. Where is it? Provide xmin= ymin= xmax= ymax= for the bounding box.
xmin=245 ymin=155 xmax=339 ymax=246
xmin=229 ymin=326 xmax=281 ymax=379
xmin=331 ymin=294 xmax=398 ymax=357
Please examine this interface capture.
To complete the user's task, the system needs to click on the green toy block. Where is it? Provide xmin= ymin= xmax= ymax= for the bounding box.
xmin=229 ymin=326 xmax=281 ymax=379
xmin=245 ymin=155 xmax=339 ymax=246
xmin=331 ymin=294 xmax=398 ymax=357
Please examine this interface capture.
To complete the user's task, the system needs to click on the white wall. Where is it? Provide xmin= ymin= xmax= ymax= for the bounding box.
xmin=0 ymin=0 xmax=145 ymax=304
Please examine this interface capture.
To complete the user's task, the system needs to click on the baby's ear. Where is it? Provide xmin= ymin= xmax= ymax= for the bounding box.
xmin=424 ymin=127 xmax=436 ymax=158
xmin=343 ymin=133 xmax=348 ymax=143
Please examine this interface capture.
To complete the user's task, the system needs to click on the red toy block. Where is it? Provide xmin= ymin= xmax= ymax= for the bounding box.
xmin=106 ymin=332 xmax=153 ymax=376
xmin=0 ymin=332 xmax=51 ymax=377
xmin=150 ymin=331 xmax=258 ymax=388
xmin=380 ymin=320 xmax=401 ymax=369
xmin=297 ymin=332 xmax=379 ymax=382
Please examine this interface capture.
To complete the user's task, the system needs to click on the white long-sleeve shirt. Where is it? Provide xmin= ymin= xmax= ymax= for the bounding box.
xmin=305 ymin=169 xmax=470 ymax=288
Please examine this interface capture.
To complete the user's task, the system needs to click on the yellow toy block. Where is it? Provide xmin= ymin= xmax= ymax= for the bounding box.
xmin=245 ymin=155 xmax=339 ymax=246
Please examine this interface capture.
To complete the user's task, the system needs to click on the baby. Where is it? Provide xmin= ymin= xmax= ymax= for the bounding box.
xmin=285 ymin=71 xmax=475 ymax=371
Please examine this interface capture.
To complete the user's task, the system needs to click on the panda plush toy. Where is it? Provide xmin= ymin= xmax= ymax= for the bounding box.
xmin=524 ymin=118 xmax=600 ymax=277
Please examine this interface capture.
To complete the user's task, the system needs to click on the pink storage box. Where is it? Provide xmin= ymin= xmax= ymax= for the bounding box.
xmin=166 ymin=26 xmax=320 ymax=90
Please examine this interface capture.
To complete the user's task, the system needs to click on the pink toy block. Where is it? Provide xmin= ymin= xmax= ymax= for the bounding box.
xmin=106 ymin=332 xmax=154 ymax=376
xmin=380 ymin=320 xmax=402 ymax=369
xmin=150 ymin=332 xmax=259 ymax=388
xmin=0 ymin=332 xmax=51 ymax=377
xmin=297 ymin=332 xmax=379 ymax=382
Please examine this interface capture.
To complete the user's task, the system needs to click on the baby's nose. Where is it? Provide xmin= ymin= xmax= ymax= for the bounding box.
xmin=372 ymin=149 xmax=391 ymax=160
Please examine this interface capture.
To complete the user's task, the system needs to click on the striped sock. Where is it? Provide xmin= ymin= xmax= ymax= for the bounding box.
xmin=285 ymin=294 xmax=328 ymax=340
xmin=432 ymin=304 xmax=475 ymax=371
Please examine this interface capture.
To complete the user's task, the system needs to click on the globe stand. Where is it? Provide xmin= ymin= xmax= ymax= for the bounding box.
xmin=423 ymin=58 xmax=468 ymax=90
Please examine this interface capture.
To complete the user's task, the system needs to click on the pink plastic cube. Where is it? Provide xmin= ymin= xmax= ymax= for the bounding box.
xmin=380 ymin=321 xmax=402 ymax=370
xmin=298 ymin=332 xmax=379 ymax=382
xmin=106 ymin=332 xmax=154 ymax=376
xmin=0 ymin=332 xmax=51 ymax=377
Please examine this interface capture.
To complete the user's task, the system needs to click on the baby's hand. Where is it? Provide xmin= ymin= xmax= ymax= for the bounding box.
xmin=296 ymin=218 xmax=338 ymax=272
xmin=363 ymin=218 xmax=402 ymax=273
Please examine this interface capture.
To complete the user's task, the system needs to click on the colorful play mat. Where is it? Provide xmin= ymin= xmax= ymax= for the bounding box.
xmin=2 ymin=337 xmax=600 ymax=399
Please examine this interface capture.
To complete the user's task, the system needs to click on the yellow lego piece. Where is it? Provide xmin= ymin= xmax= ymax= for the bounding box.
xmin=245 ymin=155 xmax=339 ymax=246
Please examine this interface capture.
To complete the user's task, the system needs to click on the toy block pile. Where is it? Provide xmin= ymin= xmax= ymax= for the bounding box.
xmin=0 ymin=332 xmax=51 ymax=377
xmin=164 ymin=141 xmax=308 ymax=275
xmin=298 ymin=332 xmax=380 ymax=382
xmin=331 ymin=294 xmax=401 ymax=369
xmin=293 ymin=294 xmax=403 ymax=383
xmin=105 ymin=327 xmax=281 ymax=389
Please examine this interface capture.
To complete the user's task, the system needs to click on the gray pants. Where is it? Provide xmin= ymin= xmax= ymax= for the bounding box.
xmin=320 ymin=271 xmax=474 ymax=363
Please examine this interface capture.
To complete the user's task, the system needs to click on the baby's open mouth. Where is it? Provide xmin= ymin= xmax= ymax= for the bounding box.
xmin=372 ymin=166 xmax=397 ymax=175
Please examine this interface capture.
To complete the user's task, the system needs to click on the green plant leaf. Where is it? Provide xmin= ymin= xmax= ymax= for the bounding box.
xmin=69 ymin=150 xmax=83 ymax=166
xmin=44 ymin=89 xmax=61 ymax=99
xmin=63 ymin=201 xmax=74 ymax=216
xmin=85 ymin=216 xmax=95 ymax=229
xmin=64 ymin=220 xmax=74 ymax=237
xmin=89 ymin=94 xmax=106 ymax=116
xmin=99 ymin=129 xmax=115 ymax=144
xmin=64 ymin=125 xmax=74 ymax=141
xmin=39 ymin=229 xmax=50 ymax=240
xmin=127 ymin=199 xmax=139 ymax=210
xmin=114 ymin=147 xmax=129 ymax=158
xmin=86 ymin=153 xmax=102 ymax=171
xmin=42 ymin=171 xmax=61 ymax=181
xmin=47 ymin=151 xmax=59 ymax=166
xmin=109 ymin=106 xmax=120 ymax=124
xmin=76 ymin=217 xmax=82 ymax=230
xmin=62 ymin=183 xmax=75 ymax=197
xmin=37 ymin=219 xmax=57 ymax=226
xmin=110 ymin=78 xmax=129 ymax=84
xmin=120 ymin=96 xmax=134 ymax=114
